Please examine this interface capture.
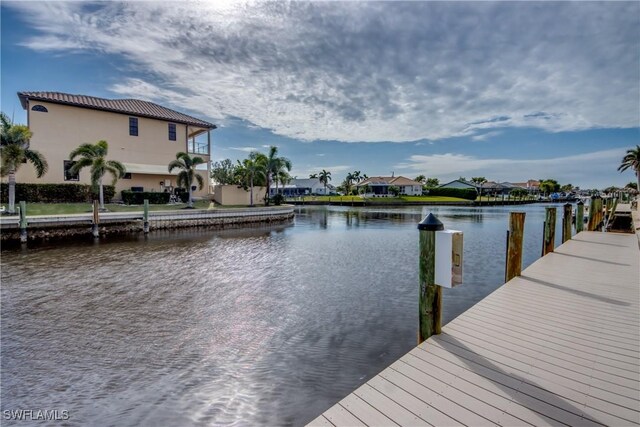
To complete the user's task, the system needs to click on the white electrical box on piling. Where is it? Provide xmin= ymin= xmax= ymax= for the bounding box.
xmin=434 ymin=230 xmax=463 ymax=288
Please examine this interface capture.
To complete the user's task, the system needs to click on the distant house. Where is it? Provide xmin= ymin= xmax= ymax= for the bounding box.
xmin=357 ymin=176 xmax=423 ymax=196
xmin=269 ymin=178 xmax=335 ymax=196
xmin=511 ymin=179 xmax=540 ymax=193
xmin=438 ymin=179 xmax=478 ymax=191
xmin=439 ymin=179 xmax=532 ymax=195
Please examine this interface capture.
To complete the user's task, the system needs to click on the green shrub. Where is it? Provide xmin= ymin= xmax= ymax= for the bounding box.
xmin=0 ymin=183 xmax=115 ymax=203
xmin=425 ymin=187 xmax=477 ymax=200
xmin=121 ymin=191 xmax=171 ymax=205
xmin=271 ymin=194 xmax=285 ymax=205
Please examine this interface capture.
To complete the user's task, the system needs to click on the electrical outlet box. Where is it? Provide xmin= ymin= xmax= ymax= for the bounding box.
xmin=435 ymin=230 xmax=463 ymax=288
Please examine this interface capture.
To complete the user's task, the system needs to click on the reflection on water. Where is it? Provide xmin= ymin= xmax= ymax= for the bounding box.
xmin=1 ymin=204 xmax=569 ymax=426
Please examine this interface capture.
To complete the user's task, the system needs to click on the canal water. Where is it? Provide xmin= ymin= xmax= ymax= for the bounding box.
xmin=1 ymin=204 xmax=569 ymax=426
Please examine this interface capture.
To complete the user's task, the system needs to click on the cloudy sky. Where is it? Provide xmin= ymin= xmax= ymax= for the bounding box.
xmin=1 ymin=1 xmax=638 ymax=188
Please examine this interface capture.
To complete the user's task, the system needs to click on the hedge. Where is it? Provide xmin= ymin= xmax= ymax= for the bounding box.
xmin=0 ymin=183 xmax=115 ymax=203
xmin=121 ymin=191 xmax=170 ymax=205
xmin=425 ymin=187 xmax=477 ymax=201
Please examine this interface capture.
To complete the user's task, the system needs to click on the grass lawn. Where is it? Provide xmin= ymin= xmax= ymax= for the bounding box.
xmin=6 ymin=199 xmax=213 ymax=216
xmin=291 ymin=195 xmax=471 ymax=203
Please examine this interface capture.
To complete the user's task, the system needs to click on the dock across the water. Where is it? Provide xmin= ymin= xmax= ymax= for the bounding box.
xmin=309 ymin=216 xmax=640 ymax=425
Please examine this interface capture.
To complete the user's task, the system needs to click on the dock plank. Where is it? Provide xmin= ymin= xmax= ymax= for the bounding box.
xmin=308 ymin=231 xmax=640 ymax=426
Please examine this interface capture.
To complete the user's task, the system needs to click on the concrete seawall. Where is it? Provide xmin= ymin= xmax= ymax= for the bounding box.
xmin=0 ymin=206 xmax=295 ymax=243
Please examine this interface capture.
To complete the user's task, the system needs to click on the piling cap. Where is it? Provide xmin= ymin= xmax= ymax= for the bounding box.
xmin=418 ymin=213 xmax=444 ymax=231
xmin=577 ymin=200 xmax=584 ymax=206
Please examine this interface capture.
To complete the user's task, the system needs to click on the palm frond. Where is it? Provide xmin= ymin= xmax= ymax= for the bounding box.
xmin=168 ymin=159 xmax=186 ymax=173
xmin=68 ymin=157 xmax=93 ymax=176
xmin=0 ymin=144 xmax=25 ymax=175
xmin=176 ymin=170 xmax=189 ymax=189
xmin=191 ymin=156 xmax=206 ymax=166
xmin=24 ymin=149 xmax=49 ymax=178
xmin=194 ymin=172 xmax=204 ymax=190
xmin=69 ymin=143 xmax=98 ymax=160
xmin=90 ymin=165 xmax=104 ymax=192
xmin=106 ymin=160 xmax=126 ymax=178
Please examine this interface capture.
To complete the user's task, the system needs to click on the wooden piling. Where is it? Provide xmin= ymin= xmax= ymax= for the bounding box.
xmin=542 ymin=207 xmax=556 ymax=256
xmin=594 ymin=197 xmax=603 ymax=231
xmin=92 ymin=200 xmax=100 ymax=238
xmin=19 ymin=201 xmax=27 ymax=243
xmin=418 ymin=213 xmax=444 ymax=343
xmin=587 ymin=196 xmax=596 ymax=231
xmin=505 ymin=212 xmax=525 ymax=282
xmin=576 ymin=200 xmax=584 ymax=233
xmin=143 ymin=199 xmax=150 ymax=234
xmin=562 ymin=203 xmax=572 ymax=243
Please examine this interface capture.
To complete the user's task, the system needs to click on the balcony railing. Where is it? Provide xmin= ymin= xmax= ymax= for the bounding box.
xmin=189 ymin=141 xmax=209 ymax=156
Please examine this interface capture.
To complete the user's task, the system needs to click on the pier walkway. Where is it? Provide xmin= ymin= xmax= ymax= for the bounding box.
xmin=309 ymin=230 xmax=640 ymax=426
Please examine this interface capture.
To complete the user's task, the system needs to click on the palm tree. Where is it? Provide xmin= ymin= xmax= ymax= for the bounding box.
xmin=344 ymin=172 xmax=356 ymax=195
xmin=264 ymin=146 xmax=291 ymax=204
xmin=618 ymin=145 xmax=640 ymax=193
xmin=309 ymin=173 xmax=318 ymax=179
xmin=238 ymin=153 xmax=266 ymax=207
xmin=318 ymin=169 xmax=332 ymax=195
xmin=69 ymin=140 xmax=125 ymax=211
xmin=415 ymin=175 xmax=426 ymax=184
xmin=470 ymin=177 xmax=487 ymax=201
xmin=424 ymin=178 xmax=439 ymax=188
xmin=168 ymin=152 xmax=206 ymax=208
xmin=1 ymin=113 xmax=48 ymax=214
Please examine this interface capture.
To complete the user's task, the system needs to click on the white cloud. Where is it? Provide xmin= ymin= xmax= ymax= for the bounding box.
xmin=9 ymin=1 xmax=640 ymax=143
xmin=394 ymin=148 xmax=627 ymax=187
xmin=471 ymin=131 xmax=503 ymax=141
xmin=228 ymin=146 xmax=259 ymax=153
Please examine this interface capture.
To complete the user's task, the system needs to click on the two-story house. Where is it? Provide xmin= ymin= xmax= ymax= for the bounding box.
xmin=15 ymin=92 xmax=216 ymax=198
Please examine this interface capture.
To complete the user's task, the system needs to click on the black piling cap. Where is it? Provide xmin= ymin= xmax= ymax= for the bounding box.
xmin=577 ymin=200 xmax=584 ymax=206
xmin=418 ymin=213 xmax=444 ymax=231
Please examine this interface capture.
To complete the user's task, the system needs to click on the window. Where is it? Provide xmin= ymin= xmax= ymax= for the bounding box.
xmin=31 ymin=105 xmax=48 ymax=113
xmin=168 ymin=123 xmax=176 ymax=141
xmin=129 ymin=117 xmax=138 ymax=136
xmin=64 ymin=160 xmax=79 ymax=181
xmin=123 ymin=173 xmax=132 ymax=180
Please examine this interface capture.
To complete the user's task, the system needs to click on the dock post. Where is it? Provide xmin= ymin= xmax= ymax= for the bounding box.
xmin=505 ymin=212 xmax=525 ymax=282
xmin=19 ymin=201 xmax=27 ymax=243
xmin=595 ymin=196 xmax=603 ymax=231
xmin=92 ymin=200 xmax=100 ymax=238
xmin=143 ymin=199 xmax=150 ymax=234
xmin=562 ymin=203 xmax=572 ymax=243
xmin=542 ymin=207 xmax=556 ymax=256
xmin=418 ymin=213 xmax=444 ymax=343
xmin=587 ymin=196 xmax=596 ymax=231
xmin=576 ymin=200 xmax=584 ymax=233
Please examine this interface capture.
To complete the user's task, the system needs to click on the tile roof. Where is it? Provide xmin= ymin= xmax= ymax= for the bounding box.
xmin=18 ymin=91 xmax=216 ymax=129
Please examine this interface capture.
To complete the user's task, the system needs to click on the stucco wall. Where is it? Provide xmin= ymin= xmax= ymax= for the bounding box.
xmin=13 ymin=100 xmax=211 ymax=196
xmin=213 ymin=185 xmax=266 ymax=206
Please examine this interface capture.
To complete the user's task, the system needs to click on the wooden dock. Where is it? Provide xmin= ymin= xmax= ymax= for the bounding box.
xmin=309 ymin=230 xmax=640 ymax=426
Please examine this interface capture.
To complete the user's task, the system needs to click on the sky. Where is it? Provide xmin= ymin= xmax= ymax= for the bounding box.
xmin=1 ymin=1 xmax=639 ymax=189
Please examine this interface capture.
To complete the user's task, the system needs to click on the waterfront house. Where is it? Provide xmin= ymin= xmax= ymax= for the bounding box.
xmin=357 ymin=176 xmax=423 ymax=196
xmin=438 ymin=179 xmax=479 ymax=191
xmin=511 ymin=179 xmax=540 ymax=193
xmin=269 ymin=178 xmax=336 ymax=196
xmin=13 ymin=92 xmax=216 ymax=197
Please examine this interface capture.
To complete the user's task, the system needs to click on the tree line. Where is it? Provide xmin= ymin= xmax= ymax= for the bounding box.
xmin=210 ymin=146 xmax=291 ymax=206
